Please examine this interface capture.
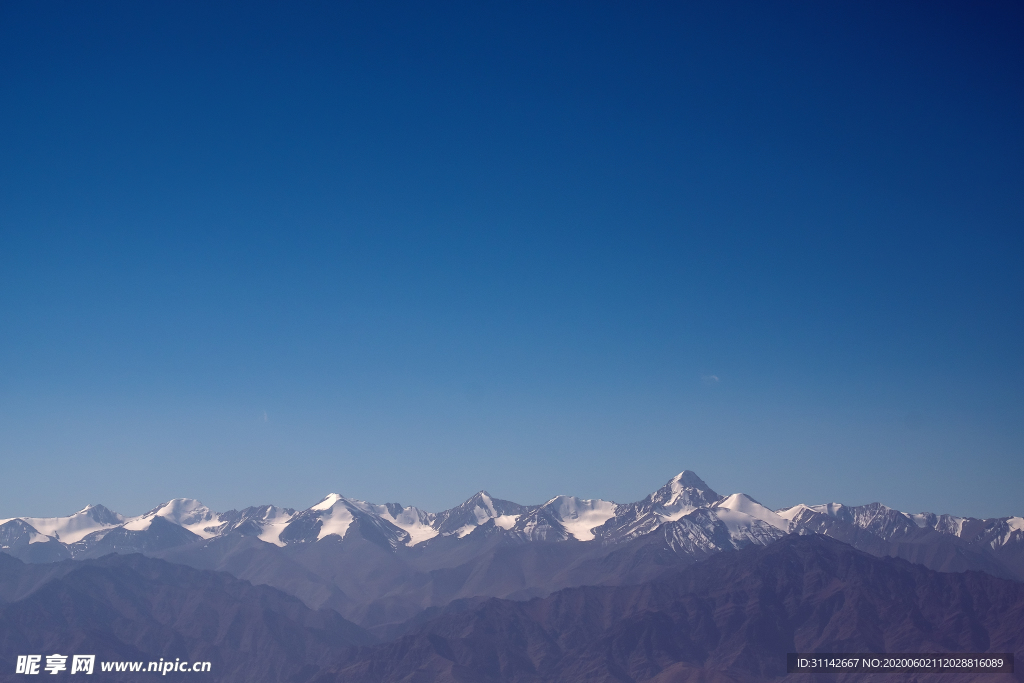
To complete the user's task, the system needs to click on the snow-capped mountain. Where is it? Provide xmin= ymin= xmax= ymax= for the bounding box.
xmin=2 ymin=470 xmax=1021 ymax=583
xmin=432 ymin=491 xmax=526 ymax=538
xmin=0 ymin=504 xmax=123 ymax=544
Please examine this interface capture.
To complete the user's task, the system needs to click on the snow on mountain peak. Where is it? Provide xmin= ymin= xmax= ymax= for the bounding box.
xmin=468 ymin=491 xmax=497 ymax=517
xmin=6 ymin=471 xmax=1017 ymax=562
xmin=152 ymin=498 xmax=210 ymax=522
xmin=650 ymin=470 xmax=723 ymax=520
xmin=775 ymin=504 xmax=812 ymax=521
xmin=776 ymin=502 xmax=856 ymax=523
xmin=434 ymin=490 xmax=528 ymax=538
xmin=252 ymin=506 xmax=297 ymax=546
xmin=451 ymin=495 xmax=502 ymax=537
xmin=0 ymin=519 xmax=52 ymax=546
xmin=909 ymin=512 xmax=968 ymax=536
xmin=542 ymin=496 xmax=617 ymax=541
xmin=287 ymin=494 xmax=439 ymax=545
xmin=10 ymin=505 xmax=125 ymax=544
xmin=117 ymin=498 xmax=218 ymax=539
xmin=311 ymin=494 xmax=344 ymax=512
xmin=378 ymin=505 xmax=438 ymax=546
xmin=713 ymin=493 xmax=791 ymax=533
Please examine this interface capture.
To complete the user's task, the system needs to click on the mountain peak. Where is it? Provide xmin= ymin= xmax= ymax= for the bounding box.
xmin=78 ymin=504 xmax=124 ymax=526
xmin=713 ymin=493 xmax=792 ymax=533
xmin=670 ymin=470 xmax=717 ymax=494
xmin=311 ymin=494 xmax=344 ymax=511
xmin=647 ymin=471 xmax=722 ymax=517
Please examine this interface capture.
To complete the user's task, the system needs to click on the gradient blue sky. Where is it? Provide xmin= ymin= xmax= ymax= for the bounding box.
xmin=1 ymin=1 xmax=1022 ymax=519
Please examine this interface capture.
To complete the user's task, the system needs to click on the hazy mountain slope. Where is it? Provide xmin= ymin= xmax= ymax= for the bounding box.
xmin=317 ymin=535 xmax=1024 ymax=683
xmin=0 ymin=554 xmax=374 ymax=683
xmin=0 ymin=520 xmax=70 ymax=563
xmin=781 ymin=503 xmax=1020 ymax=579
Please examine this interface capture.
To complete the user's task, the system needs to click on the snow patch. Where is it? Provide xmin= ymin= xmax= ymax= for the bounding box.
xmin=995 ymin=517 xmax=1024 ymax=547
xmin=545 ymin=496 xmax=617 ymax=541
xmin=255 ymin=507 xmax=295 ymax=547
xmin=493 ymin=514 xmax=519 ymax=530
xmin=775 ymin=504 xmax=813 ymax=522
xmin=311 ymin=494 xmax=343 ymax=512
xmin=378 ymin=505 xmax=438 ymax=546
xmin=315 ymin=503 xmax=354 ymax=540
xmin=471 ymin=498 xmax=498 ymax=524
xmin=122 ymin=517 xmax=153 ymax=531
xmin=910 ymin=513 xmax=932 ymax=529
xmin=909 ymin=513 xmax=966 ymax=536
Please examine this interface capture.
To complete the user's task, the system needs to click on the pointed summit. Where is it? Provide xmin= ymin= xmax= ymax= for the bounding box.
xmin=311 ymin=494 xmax=344 ymax=511
xmin=433 ymin=490 xmax=529 ymax=536
xmin=78 ymin=504 xmax=124 ymax=526
xmin=648 ymin=471 xmax=723 ymax=517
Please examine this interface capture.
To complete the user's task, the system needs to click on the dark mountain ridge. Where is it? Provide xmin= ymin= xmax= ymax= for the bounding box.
xmin=317 ymin=534 xmax=1024 ymax=683
xmin=1 ymin=536 xmax=1021 ymax=682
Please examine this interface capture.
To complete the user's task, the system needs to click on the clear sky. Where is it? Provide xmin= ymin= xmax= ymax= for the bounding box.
xmin=1 ymin=1 xmax=1021 ymax=520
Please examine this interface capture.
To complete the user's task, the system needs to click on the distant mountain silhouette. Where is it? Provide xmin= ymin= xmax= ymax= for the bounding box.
xmin=0 ymin=553 xmax=373 ymax=683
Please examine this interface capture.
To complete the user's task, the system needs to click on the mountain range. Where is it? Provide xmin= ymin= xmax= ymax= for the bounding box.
xmin=2 ymin=471 xmax=1022 ymax=636
xmin=2 ymin=471 xmax=1022 ymax=682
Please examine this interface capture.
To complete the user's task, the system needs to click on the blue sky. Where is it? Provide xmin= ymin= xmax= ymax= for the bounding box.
xmin=1 ymin=1 xmax=1021 ymax=519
